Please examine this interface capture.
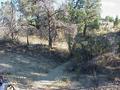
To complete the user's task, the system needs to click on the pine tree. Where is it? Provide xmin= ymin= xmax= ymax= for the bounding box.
xmin=114 ymin=16 xmax=119 ymax=27
xmin=68 ymin=0 xmax=101 ymax=36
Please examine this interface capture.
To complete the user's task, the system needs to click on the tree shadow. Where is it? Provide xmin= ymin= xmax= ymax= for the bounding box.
xmin=71 ymin=30 xmax=120 ymax=89
xmin=0 ymin=39 xmax=70 ymax=89
xmin=0 ymin=31 xmax=120 ymax=89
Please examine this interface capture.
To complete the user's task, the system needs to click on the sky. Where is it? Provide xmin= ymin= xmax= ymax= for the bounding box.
xmin=0 ymin=0 xmax=8 ymax=2
xmin=54 ymin=0 xmax=66 ymax=9
xmin=101 ymin=0 xmax=120 ymax=18
xmin=57 ymin=0 xmax=120 ymax=18
xmin=0 ymin=0 xmax=119 ymax=18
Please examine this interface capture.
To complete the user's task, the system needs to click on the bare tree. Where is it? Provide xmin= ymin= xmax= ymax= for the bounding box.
xmin=0 ymin=1 xmax=18 ymax=40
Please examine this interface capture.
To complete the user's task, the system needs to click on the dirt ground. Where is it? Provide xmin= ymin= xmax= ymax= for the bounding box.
xmin=0 ymin=51 xmax=70 ymax=90
xmin=0 ymin=51 xmax=120 ymax=90
xmin=0 ymin=29 xmax=120 ymax=90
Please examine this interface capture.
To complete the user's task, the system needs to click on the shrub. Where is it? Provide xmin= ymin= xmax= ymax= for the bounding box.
xmin=73 ymin=35 xmax=111 ymax=64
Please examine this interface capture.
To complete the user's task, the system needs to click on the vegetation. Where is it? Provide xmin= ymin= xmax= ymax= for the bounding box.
xmin=105 ymin=16 xmax=114 ymax=22
xmin=0 ymin=0 xmax=120 ymax=89
xmin=114 ymin=16 xmax=119 ymax=27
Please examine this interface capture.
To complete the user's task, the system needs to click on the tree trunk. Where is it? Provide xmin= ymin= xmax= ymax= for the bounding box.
xmin=11 ymin=32 xmax=14 ymax=40
xmin=48 ymin=12 xmax=52 ymax=48
xmin=27 ymin=31 xmax=29 ymax=46
xmin=83 ymin=24 xmax=87 ymax=37
xmin=48 ymin=19 xmax=52 ymax=48
xmin=48 ymin=31 xmax=52 ymax=48
xmin=69 ymin=42 xmax=76 ymax=57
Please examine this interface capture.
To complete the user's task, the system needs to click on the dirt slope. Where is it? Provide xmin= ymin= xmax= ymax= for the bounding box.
xmin=0 ymin=52 xmax=69 ymax=90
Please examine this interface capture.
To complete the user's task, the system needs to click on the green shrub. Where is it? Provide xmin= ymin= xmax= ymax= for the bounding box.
xmin=73 ymin=35 xmax=111 ymax=63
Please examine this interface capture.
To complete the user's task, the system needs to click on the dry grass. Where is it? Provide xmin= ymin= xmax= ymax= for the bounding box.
xmin=88 ymin=27 xmax=120 ymax=36
xmin=18 ymin=35 xmax=69 ymax=51
xmin=0 ymin=52 xmax=70 ymax=90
